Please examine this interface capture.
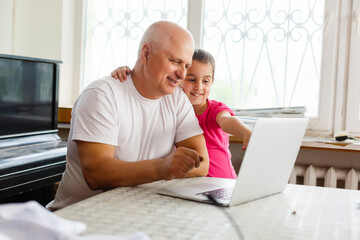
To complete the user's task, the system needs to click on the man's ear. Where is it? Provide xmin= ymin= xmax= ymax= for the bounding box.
xmin=140 ymin=43 xmax=151 ymax=65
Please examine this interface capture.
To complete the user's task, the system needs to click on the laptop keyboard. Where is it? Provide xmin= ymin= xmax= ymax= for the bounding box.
xmin=197 ymin=187 xmax=234 ymax=201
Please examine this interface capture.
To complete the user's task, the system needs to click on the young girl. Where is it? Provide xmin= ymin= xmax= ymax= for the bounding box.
xmin=111 ymin=48 xmax=252 ymax=179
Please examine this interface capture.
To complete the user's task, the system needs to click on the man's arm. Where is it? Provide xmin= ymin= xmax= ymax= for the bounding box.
xmin=77 ymin=140 xmax=204 ymax=190
xmin=175 ymin=134 xmax=209 ymax=177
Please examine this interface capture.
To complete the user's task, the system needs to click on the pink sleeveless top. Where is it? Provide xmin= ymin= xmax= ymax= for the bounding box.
xmin=196 ymin=99 xmax=237 ymax=179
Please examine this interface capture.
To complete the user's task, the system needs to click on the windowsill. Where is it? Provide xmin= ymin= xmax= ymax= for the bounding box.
xmin=58 ymin=107 xmax=72 ymax=123
xmin=229 ymin=135 xmax=360 ymax=152
xmin=59 ymin=107 xmax=360 ymax=152
xmin=58 ymin=123 xmax=70 ymax=129
xmin=301 ymin=137 xmax=360 ymax=151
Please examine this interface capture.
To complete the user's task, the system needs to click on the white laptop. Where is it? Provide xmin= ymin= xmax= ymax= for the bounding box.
xmin=156 ymin=118 xmax=309 ymax=207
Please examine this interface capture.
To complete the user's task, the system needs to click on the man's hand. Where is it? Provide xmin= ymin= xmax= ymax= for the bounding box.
xmin=161 ymin=147 xmax=203 ymax=179
xmin=111 ymin=66 xmax=131 ymax=82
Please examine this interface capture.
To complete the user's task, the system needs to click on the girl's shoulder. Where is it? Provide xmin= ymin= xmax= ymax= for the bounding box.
xmin=207 ymin=99 xmax=233 ymax=115
xmin=208 ymin=99 xmax=228 ymax=108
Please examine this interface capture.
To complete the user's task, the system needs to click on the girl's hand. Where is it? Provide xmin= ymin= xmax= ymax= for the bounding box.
xmin=241 ymin=129 xmax=252 ymax=150
xmin=111 ymin=66 xmax=131 ymax=82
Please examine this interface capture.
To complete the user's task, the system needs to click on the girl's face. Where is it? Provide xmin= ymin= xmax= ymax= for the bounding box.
xmin=180 ymin=60 xmax=214 ymax=108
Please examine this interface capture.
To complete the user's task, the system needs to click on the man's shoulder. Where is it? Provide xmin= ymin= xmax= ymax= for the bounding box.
xmin=81 ymin=76 xmax=131 ymax=99
xmin=85 ymin=76 xmax=120 ymax=91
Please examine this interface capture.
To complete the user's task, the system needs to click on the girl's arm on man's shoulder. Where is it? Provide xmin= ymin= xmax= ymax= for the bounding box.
xmin=111 ymin=66 xmax=131 ymax=82
xmin=216 ymin=111 xmax=252 ymax=150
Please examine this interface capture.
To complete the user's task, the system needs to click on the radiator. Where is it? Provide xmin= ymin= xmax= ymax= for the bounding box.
xmin=289 ymin=164 xmax=360 ymax=190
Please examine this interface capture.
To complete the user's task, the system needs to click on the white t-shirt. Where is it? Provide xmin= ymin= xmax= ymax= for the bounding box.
xmin=49 ymin=76 xmax=203 ymax=209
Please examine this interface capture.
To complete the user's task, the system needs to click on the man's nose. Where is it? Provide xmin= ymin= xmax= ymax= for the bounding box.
xmin=175 ymin=66 xmax=186 ymax=80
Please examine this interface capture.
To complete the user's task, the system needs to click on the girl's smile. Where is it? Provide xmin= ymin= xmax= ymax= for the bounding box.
xmin=180 ymin=60 xmax=214 ymax=115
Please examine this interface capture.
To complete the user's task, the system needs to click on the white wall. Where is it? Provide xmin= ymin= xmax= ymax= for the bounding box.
xmin=0 ymin=0 xmax=62 ymax=59
xmin=0 ymin=0 xmax=63 ymax=59
xmin=59 ymin=0 xmax=85 ymax=107
xmin=0 ymin=0 xmax=84 ymax=107
xmin=12 ymin=0 xmax=62 ymax=60
xmin=0 ymin=0 xmax=13 ymax=53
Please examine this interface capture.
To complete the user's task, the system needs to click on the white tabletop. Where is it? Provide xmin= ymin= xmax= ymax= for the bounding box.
xmin=56 ymin=178 xmax=360 ymax=240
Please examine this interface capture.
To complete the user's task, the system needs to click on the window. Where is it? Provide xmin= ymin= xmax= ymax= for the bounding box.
xmin=82 ymin=0 xmax=360 ymax=136
xmin=203 ymin=0 xmax=324 ymax=117
xmin=83 ymin=0 xmax=188 ymax=88
xmin=345 ymin=0 xmax=360 ymax=133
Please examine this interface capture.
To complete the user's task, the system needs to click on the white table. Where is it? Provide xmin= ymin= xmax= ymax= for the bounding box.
xmin=56 ymin=178 xmax=360 ymax=240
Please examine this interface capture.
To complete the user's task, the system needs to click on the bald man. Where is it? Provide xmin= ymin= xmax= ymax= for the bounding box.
xmin=48 ymin=21 xmax=209 ymax=210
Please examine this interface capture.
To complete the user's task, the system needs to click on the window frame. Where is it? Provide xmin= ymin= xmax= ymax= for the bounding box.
xmin=188 ymin=0 xmax=342 ymax=136
xmin=74 ymin=0 xmax=360 ymax=137
xmin=345 ymin=0 xmax=360 ymax=135
xmin=309 ymin=0 xmax=339 ymax=135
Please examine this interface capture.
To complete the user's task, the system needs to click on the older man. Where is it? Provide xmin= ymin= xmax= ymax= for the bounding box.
xmin=48 ymin=21 xmax=209 ymax=210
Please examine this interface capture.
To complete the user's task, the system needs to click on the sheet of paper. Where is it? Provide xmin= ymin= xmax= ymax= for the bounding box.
xmin=0 ymin=201 xmax=150 ymax=240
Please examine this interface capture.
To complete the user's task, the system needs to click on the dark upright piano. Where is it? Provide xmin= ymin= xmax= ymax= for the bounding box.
xmin=0 ymin=54 xmax=67 ymax=204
